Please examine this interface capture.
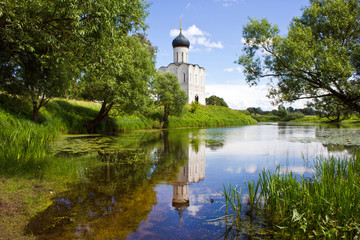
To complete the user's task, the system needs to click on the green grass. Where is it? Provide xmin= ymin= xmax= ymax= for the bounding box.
xmin=169 ymin=105 xmax=257 ymax=128
xmin=291 ymin=115 xmax=360 ymax=124
xmin=222 ymin=155 xmax=360 ymax=239
xmin=0 ymin=109 xmax=60 ymax=177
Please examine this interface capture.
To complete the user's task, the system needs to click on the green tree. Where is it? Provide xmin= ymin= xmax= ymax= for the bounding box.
xmin=0 ymin=0 xmax=79 ymax=122
xmin=206 ymin=95 xmax=228 ymax=107
xmin=237 ymin=0 xmax=360 ymax=114
xmin=0 ymin=0 xmax=150 ymax=123
xmin=152 ymin=72 xmax=187 ymax=127
xmin=310 ymin=97 xmax=352 ymax=121
xmin=80 ymin=34 xmax=155 ymax=133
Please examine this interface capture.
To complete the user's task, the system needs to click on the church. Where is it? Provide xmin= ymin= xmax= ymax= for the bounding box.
xmin=159 ymin=22 xmax=206 ymax=105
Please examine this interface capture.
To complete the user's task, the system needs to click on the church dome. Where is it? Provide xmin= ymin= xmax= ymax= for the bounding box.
xmin=172 ymin=31 xmax=190 ymax=48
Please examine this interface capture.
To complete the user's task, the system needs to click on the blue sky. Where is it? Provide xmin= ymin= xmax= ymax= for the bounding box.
xmin=145 ymin=0 xmax=310 ymax=110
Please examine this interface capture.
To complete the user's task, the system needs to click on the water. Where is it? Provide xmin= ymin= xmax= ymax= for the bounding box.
xmin=27 ymin=123 xmax=360 ymax=239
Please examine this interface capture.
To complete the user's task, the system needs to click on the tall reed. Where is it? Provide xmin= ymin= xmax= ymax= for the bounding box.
xmin=222 ymin=155 xmax=360 ymax=239
xmin=0 ymin=112 xmax=60 ymax=176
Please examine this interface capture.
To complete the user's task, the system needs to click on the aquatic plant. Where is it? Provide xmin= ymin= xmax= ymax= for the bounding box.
xmin=0 ymin=111 xmax=60 ymax=176
xmin=244 ymin=180 xmax=261 ymax=218
xmin=97 ymin=150 xmax=156 ymax=165
xmin=222 ymin=155 xmax=360 ymax=239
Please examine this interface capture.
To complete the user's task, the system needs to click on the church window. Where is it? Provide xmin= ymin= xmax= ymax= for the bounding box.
xmin=177 ymin=52 xmax=179 ymax=62
xmin=182 ymin=52 xmax=184 ymax=62
xmin=183 ymin=73 xmax=186 ymax=82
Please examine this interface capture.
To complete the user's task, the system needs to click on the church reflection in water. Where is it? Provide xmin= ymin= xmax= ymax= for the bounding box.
xmin=172 ymin=136 xmax=206 ymax=223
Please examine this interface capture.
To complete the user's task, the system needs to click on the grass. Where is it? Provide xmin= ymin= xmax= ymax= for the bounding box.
xmin=0 ymin=109 xmax=60 ymax=177
xmin=291 ymin=115 xmax=360 ymax=124
xmin=169 ymin=105 xmax=257 ymax=128
xmin=222 ymin=155 xmax=360 ymax=239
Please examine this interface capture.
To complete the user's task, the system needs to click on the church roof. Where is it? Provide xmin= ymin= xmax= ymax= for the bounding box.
xmin=172 ymin=31 xmax=190 ymax=48
xmin=159 ymin=62 xmax=205 ymax=70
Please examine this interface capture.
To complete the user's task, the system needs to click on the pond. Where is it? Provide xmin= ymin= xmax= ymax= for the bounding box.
xmin=26 ymin=123 xmax=360 ymax=239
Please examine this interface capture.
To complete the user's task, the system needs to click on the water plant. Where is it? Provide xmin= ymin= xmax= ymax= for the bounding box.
xmin=244 ymin=180 xmax=261 ymax=218
xmin=222 ymin=155 xmax=360 ymax=239
xmin=0 ymin=111 xmax=60 ymax=177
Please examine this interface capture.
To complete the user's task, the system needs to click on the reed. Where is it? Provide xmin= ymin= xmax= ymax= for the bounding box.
xmin=0 ymin=111 xmax=59 ymax=176
xmin=244 ymin=180 xmax=261 ymax=218
xmin=222 ymin=155 xmax=360 ymax=239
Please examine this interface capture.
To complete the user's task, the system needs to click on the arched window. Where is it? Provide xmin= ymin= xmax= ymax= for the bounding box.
xmin=182 ymin=52 xmax=184 ymax=62
xmin=183 ymin=73 xmax=186 ymax=82
xmin=177 ymin=52 xmax=179 ymax=62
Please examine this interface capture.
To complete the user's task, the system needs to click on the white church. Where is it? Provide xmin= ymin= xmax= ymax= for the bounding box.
xmin=159 ymin=23 xmax=206 ymax=105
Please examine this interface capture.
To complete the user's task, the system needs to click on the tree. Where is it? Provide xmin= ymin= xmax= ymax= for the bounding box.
xmin=206 ymin=95 xmax=228 ymax=107
xmin=0 ymin=0 xmax=150 ymax=123
xmin=247 ymin=107 xmax=264 ymax=115
xmin=80 ymin=34 xmax=156 ymax=133
xmin=309 ymin=96 xmax=352 ymax=121
xmin=237 ymin=0 xmax=360 ymax=114
xmin=151 ymin=72 xmax=187 ymax=127
xmin=0 ymin=0 xmax=79 ymax=122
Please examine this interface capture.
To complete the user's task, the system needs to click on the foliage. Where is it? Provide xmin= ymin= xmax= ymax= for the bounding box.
xmin=309 ymin=96 xmax=354 ymax=122
xmin=151 ymin=72 xmax=187 ymax=127
xmin=189 ymin=101 xmax=200 ymax=113
xmin=206 ymin=95 xmax=228 ymax=107
xmin=247 ymin=106 xmax=305 ymax=122
xmin=80 ymin=33 xmax=156 ymax=133
xmin=0 ymin=0 xmax=79 ymax=122
xmin=0 ymin=0 xmax=152 ymax=124
xmin=238 ymin=0 xmax=360 ymax=114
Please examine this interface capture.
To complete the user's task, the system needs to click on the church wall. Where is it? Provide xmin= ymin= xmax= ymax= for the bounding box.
xmin=188 ymin=65 xmax=206 ymax=105
xmin=160 ymin=63 xmax=205 ymax=105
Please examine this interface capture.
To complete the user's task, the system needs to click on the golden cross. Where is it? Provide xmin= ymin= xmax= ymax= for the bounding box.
xmin=180 ymin=20 xmax=182 ymax=31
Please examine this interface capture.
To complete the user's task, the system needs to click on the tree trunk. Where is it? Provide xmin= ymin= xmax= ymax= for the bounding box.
xmin=86 ymin=102 xmax=114 ymax=133
xmin=32 ymin=101 xmax=39 ymax=123
xmin=162 ymin=105 xmax=169 ymax=128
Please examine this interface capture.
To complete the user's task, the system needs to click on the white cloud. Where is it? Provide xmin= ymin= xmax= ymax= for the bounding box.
xmin=170 ymin=25 xmax=223 ymax=52
xmin=216 ymin=0 xmax=239 ymax=7
xmin=186 ymin=3 xmax=191 ymax=8
xmin=224 ymin=67 xmax=242 ymax=72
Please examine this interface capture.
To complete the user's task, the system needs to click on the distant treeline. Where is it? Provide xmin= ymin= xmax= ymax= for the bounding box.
xmin=246 ymin=106 xmax=317 ymax=122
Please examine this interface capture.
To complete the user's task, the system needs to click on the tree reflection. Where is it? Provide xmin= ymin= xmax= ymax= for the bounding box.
xmin=26 ymin=129 xmax=204 ymax=239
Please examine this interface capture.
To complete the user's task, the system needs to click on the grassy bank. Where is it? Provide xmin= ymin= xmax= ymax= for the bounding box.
xmin=290 ymin=115 xmax=360 ymax=124
xmin=169 ymin=105 xmax=257 ymax=128
xmin=0 ymin=96 xmax=255 ymax=176
xmin=222 ymin=155 xmax=360 ymax=239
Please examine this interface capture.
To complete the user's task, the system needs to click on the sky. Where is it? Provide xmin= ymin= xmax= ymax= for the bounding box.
xmin=145 ymin=0 xmax=310 ymax=110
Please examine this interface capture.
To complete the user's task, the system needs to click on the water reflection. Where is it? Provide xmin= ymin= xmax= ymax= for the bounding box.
xmin=25 ymin=124 xmax=360 ymax=239
xmin=172 ymin=139 xmax=206 ymax=225
xmin=26 ymin=129 xmax=209 ymax=239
